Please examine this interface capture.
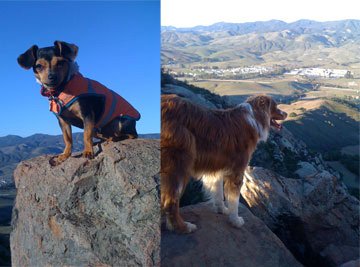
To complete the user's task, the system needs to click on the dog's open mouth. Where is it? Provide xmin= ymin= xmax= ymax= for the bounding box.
xmin=271 ymin=119 xmax=282 ymax=130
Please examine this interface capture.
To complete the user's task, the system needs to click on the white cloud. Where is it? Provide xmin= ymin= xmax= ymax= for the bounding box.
xmin=162 ymin=0 xmax=359 ymax=27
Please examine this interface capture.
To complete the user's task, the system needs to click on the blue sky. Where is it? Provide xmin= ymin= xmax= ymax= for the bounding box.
xmin=0 ymin=1 xmax=160 ymax=137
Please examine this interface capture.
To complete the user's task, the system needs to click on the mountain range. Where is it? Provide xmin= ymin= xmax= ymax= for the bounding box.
xmin=0 ymin=133 xmax=159 ymax=188
xmin=162 ymin=20 xmax=360 ymax=69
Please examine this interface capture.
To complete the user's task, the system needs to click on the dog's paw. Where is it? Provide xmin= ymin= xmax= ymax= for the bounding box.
xmin=184 ymin=221 xmax=197 ymax=233
xmin=82 ymin=151 xmax=94 ymax=159
xmin=165 ymin=219 xmax=197 ymax=233
xmin=49 ymin=154 xmax=70 ymax=166
xmin=213 ymin=203 xmax=229 ymax=215
xmin=229 ymin=214 xmax=245 ymax=228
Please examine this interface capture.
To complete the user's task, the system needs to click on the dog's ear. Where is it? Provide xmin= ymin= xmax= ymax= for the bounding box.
xmin=258 ymin=95 xmax=270 ymax=108
xmin=247 ymin=95 xmax=271 ymax=111
xmin=54 ymin=41 xmax=78 ymax=61
xmin=17 ymin=45 xmax=38 ymax=70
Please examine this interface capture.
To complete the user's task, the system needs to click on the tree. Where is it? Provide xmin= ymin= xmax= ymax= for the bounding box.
xmin=345 ymin=71 xmax=354 ymax=79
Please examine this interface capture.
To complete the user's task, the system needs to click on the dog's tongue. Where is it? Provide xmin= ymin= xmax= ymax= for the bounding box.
xmin=271 ymin=119 xmax=282 ymax=130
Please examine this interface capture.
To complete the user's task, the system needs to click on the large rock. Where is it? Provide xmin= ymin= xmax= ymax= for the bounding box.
xmin=241 ymin=167 xmax=360 ymax=267
xmin=11 ymin=139 xmax=160 ymax=267
xmin=295 ymin=161 xmax=318 ymax=178
xmin=161 ymin=202 xmax=302 ymax=267
xmin=250 ymin=127 xmax=342 ymax=182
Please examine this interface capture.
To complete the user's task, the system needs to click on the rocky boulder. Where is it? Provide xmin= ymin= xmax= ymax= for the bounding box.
xmin=251 ymin=128 xmax=338 ymax=180
xmin=295 ymin=161 xmax=318 ymax=178
xmin=11 ymin=139 xmax=160 ymax=267
xmin=161 ymin=202 xmax=302 ymax=267
xmin=241 ymin=167 xmax=360 ymax=267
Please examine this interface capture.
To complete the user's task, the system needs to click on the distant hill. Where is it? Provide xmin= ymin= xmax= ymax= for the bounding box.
xmin=0 ymin=133 xmax=159 ymax=188
xmin=162 ymin=20 xmax=360 ymax=70
xmin=279 ymin=99 xmax=359 ymax=151
xmin=0 ymin=133 xmax=84 ymax=188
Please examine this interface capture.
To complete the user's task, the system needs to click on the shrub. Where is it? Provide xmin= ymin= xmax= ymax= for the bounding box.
xmin=298 ymin=107 xmax=306 ymax=112
xmin=323 ymin=150 xmax=342 ymax=161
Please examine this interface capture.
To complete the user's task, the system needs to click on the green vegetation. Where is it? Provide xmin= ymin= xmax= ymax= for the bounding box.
xmin=283 ymin=103 xmax=359 ymax=152
xmin=289 ymin=112 xmax=297 ymax=117
xmin=251 ymin=141 xmax=301 ymax=178
xmin=324 ymin=151 xmax=359 ymax=176
xmin=329 ymin=97 xmax=360 ymax=112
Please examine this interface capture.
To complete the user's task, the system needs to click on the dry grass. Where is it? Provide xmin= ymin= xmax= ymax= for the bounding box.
xmin=186 ymin=77 xmax=306 ymax=97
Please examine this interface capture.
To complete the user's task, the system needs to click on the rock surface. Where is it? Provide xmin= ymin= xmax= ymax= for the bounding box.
xmin=241 ymin=167 xmax=360 ymax=267
xmin=251 ymin=127 xmax=339 ymax=180
xmin=161 ymin=202 xmax=302 ymax=267
xmin=295 ymin=161 xmax=318 ymax=178
xmin=11 ymin=139 xmax=160 ymax=267
xmin=161 ymin=78 xmax=359 ymax=266
xmin=162 ymin=84 xmax=229 ymax=109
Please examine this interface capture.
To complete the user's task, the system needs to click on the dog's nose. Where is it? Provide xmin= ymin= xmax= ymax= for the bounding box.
xmin=48 ymin=73 xmax=57 ymax=82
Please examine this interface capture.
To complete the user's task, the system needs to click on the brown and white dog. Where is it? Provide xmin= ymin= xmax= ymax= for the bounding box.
xmin=161 ymin=94 xmax=287 ymax=233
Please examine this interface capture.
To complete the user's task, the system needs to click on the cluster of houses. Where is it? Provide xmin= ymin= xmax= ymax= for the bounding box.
xmin=170 ymin=66 xmax=275 ymax=78
xmin=285 ymin=68 xmax=351 ymax=78
xmin=167 ymin=66 xmax=353 ymax=79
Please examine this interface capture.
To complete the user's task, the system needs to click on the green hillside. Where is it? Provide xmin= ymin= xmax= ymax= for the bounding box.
xmin=284 ymin=108 xmax=358 ymax=151
xmin=281 ymin=99 xmax=359 ymax=151
xmin=280 ymin=99 xmax=359 ymax=193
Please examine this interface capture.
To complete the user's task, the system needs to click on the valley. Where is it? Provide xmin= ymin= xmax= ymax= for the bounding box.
xmin=162 ymin=20 xmax=360 ymax=198
xmin=167 ymin=73 xmax=360 ymax=196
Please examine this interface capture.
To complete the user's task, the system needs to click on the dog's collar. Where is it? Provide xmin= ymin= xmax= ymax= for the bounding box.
xmin=39 ymin=61 xmax=79 ymax=99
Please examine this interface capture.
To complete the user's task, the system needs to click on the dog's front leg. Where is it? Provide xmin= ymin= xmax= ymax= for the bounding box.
xmin=50 ymin=116 xmax=72 ymax=166
xmin=82 ymin=114 xmax=95 ymax=159
xmin=224 ymin=175 xmax=245 ymax=228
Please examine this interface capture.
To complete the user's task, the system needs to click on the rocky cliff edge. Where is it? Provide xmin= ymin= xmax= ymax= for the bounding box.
xmin=10 ymin=139 xmax=160 ymax=267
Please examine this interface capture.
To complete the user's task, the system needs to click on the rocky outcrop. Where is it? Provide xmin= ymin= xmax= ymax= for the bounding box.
xmin=251 ymin=128 xmax=339 ymax=180
xmin=161 ymin=77 xmax=359 ymax=266
xmin=295 ymin=161 xmax=318 ymax=178
xmin=161 ymin=202 xmax=302 ymax=267
xmin=10 ymin=139 xmax=160 ymax=267
xmin=241 ymin=167 xmax=360 ymax=267
xmin=162 ymin=84 xmax=219 ymax=108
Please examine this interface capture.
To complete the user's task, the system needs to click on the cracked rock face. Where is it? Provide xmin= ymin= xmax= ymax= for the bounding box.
xmin=10 ymin=139 xmax=160 ymax=267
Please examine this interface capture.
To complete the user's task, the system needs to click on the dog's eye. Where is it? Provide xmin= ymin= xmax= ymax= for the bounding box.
xmin=35 ymin=64 xmax=43 ymax=71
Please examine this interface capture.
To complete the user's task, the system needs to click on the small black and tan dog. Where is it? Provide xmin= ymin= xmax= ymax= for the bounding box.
xmin=18 ymin=41 xmax=140 ymax=166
